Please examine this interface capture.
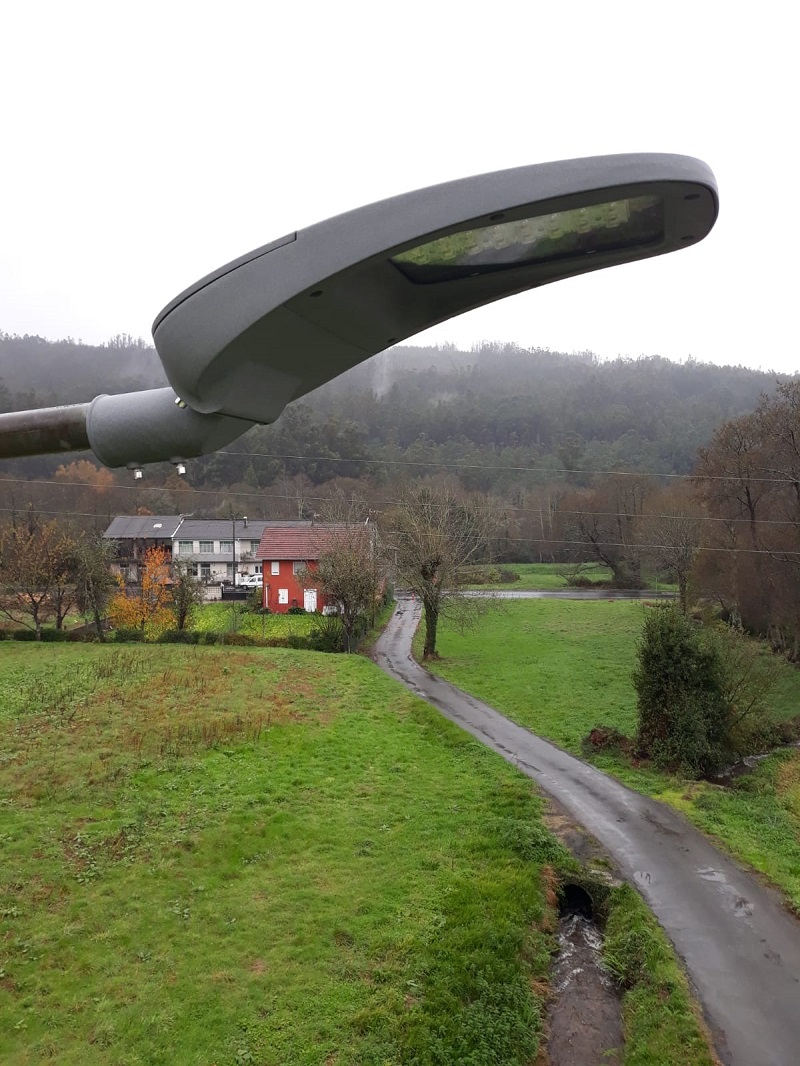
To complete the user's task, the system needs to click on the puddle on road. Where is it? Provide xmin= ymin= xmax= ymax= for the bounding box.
xmin=546 ymin=886 xmax=623 ymax=1066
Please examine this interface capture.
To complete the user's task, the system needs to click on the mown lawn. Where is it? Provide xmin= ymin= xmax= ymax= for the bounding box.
xmin=0 ymin=642 xmax=560 ymax=1066
xmin=423 ymin=601 xmax=800 ymax=911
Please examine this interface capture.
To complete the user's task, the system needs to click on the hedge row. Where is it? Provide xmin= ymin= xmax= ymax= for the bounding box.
xmin=0 ymin=627 xmax=313 ymax=648
xmin=0 ymin=628 xmax=99 ymax=642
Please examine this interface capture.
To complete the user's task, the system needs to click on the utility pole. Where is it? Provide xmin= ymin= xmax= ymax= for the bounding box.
xmin=230 ymin=510 xmax=237 ymax=587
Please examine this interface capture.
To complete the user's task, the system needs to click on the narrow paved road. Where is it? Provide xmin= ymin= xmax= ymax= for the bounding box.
xmin=371 ymin=598 xmax=800 ymax=1066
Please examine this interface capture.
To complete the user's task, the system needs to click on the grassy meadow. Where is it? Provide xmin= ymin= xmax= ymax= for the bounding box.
xmin=462 ymin=562 xmax=675 ymax=591
xmin=0 ymin=637 xmax=719 ymax=1066
xmin=190 ymin=602 xmax=317 ymax=638
xmin=422 ymin=600 xmax=800 ymax=911
xmin=0 ymin=641 xmax=562 ymax=1066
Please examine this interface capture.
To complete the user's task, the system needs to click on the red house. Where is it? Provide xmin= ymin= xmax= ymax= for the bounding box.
xmin=255 ymin=522 xmax=357 ymax=613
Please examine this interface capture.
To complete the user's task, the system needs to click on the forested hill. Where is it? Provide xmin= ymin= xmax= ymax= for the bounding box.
xmin=0 ymin=331 xmax=790 ymax=494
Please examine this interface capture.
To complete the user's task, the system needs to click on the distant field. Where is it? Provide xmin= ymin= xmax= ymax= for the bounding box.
xmin=0 ymin=642 xmax=556 ymax=1065
xmin=423 ymin=600 xmax=800 ymax=911
xmin=463 ymin=562 xmax=675 ymax=591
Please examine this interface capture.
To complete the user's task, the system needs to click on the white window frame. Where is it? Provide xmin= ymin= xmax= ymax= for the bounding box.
xmin=278 ymin=588 xmax=289 ymax=604
xmin=271 ymin=560 xmax=280 ymax=575
xmin=199 ymin=541 xmax=214 ymax=554
xmin=292 ymin=560 xmax=306 ymax=575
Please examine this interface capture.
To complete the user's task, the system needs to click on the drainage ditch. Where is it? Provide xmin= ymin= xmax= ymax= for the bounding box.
xmin=545 ymin=881 xmax=623 ymax=1066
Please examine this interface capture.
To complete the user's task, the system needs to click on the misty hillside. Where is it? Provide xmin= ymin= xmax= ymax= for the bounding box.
xmin=0 ymin=331 xmax=791 ymax=495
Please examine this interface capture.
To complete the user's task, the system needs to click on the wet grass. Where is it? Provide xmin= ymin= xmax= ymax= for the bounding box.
xmin=0 ymin=642 xmax=558 ymax=1065
xmin=190 ymin=603 xmax=316 ymax=637
xmin=464 ymin=561 xmax=613 ymax=590
xmin=462 ymin=562 xmax=676 ymax=592
xmin=422 ymin=600 xmax=800 ymax=913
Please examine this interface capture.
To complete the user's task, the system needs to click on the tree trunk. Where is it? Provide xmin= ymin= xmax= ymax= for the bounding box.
xmin=423 ymin=601 xmax=439 ymax=659
xmin=678 ymin=573 xmax=689 ymax=615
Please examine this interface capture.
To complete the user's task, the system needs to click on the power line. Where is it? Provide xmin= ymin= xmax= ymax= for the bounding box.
xmin=221 ymin=447 xmax=800 ymax=486
xmin=4 ymin=475 xmax=800 ymax=528
xmin=1 ymin=505 xmax=796 ymax=558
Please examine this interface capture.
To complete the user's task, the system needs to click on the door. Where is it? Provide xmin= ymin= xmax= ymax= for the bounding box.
xmin=304 ymin=589 xmax=318 ymax=613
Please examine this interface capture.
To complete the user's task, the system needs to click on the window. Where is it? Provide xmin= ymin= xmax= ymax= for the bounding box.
xmin=188 ymin=563 xmax=199 ymax=577
xmin=199 ymin=541 xmax=214 ymax=554
xmin=293 ymin=560 xmax=306 ymax=575
xmin=226 ymin=563 xmax=234 ymax=579
xmin=278 ymin=588 xmax=289 ymax=604
xmin=178 ymin=541 xmax=193 ymax=554
xmin=219 ymin=540 xmax=233 ymax=553
xmin=255 ymin=564 xmax=262 ymax=575
xmin=271 ymin=561 xmax=280 ymax=575
xmin=250 ymin=541 xmax=260 ymax=553
xmin=200 ymin=563 xmax=211 ymax=579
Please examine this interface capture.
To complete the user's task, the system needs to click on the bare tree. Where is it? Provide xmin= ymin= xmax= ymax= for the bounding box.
xmin=641 ymin=485 xmax=703 ymax=613
xmin=304 ymin=496 xmax=383 ymax=652
xmin=74 ymin=533 xmax=118 ymax=640
xmin=564 ymin=474 xmax=654 ymax=588
xmin=170 ymin=559 xmax=204 ymax=631
xmin=0 ymin=515 xmax=77 ymax=638
xmin=386 ymin=483 xmax=496 ymax=659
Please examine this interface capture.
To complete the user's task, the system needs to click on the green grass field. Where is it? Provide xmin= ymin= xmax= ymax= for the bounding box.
xmin=190 ymin=602 xmax=316 ymax=638
xmin=422 ymin=600 xmax=800 ymax=910
xmin=0 ymin=641 xmax=559 ymax=1065
xmin=0 ymin=639 xmax=717 ymax=1066
xmin=462 ymin=562 xmax=675 ymax=591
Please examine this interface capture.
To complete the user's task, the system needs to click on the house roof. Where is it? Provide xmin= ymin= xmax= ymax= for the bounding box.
xmin=256 ymin=523 xmax=368 ymax=560
xmin=175 ymin=520 xmax=270 ymax=542
xmin=103 ymin=516 xmax=185 ymax=539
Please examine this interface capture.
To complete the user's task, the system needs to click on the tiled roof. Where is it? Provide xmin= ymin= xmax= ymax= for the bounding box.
xmin=103 ymin=516 xmax=184 ymax=539
xmin=256 ymin=524 xmax=367 ymax=560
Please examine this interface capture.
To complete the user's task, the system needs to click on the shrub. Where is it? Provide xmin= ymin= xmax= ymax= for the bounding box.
xmin=308 ymin=615 xmax=346 ymax=653
xmin=582 ymin=725 xmax=631 ymax=755
xmin=634 ymin=604 xmax=729 ymax=776
xmin=220 ymin=632 xmax=256 ymax=646
xmin=40 ymin=629 xmax=69 ymax=642
xmin=286 ymin=633 xmax=310 ymax=649
xmin=113 ymin=627 xmax=146 ymax=643
xmin=200 ymin=631 xmax=219 ymax=645
xmin=157 ymin=629 xmax=201 ymax=644
xmin=287 ymin=606 xmax=306 ymax=615
xmin=13 ymin=629 xmax=37 ymax=641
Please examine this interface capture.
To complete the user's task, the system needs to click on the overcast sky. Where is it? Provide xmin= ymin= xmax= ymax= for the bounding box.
xmin=1 ymin=1 xmax=796 ymax=372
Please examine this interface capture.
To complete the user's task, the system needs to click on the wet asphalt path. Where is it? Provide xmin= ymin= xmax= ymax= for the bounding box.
xmin=371 ymin=598 xmax=800 ymax=1066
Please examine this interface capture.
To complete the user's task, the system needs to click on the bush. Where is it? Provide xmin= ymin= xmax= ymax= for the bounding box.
xmin=286 ymin=633 xmax=310 ymax=649
xmin=582 ymin=725 xmax=631 ymax=755
xmin=157 ymin=629 xmax=201 ymax=644
xmin=220 ymin=632 xmax=256 ymax=646
xmin=13 ymin=629 xmax=37 ymax=641
xmin=200 ymin=631 xmax=219 ymax=645
xmin=308 ymin=615 xmax=346 ymax=653
xmin=40 ymin=629 xmax=69 ymax=642
xmin=634 ymin=604 xmax=729 ymax=776
xmin=287 ymin=606 xmax=306 ymax=615
xmin=113 ymin=627 xmax=145 ymax=642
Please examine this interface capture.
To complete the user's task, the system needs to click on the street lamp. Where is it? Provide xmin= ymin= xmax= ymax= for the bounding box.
xmin=0 ymin=154 xmax=717 ymax=469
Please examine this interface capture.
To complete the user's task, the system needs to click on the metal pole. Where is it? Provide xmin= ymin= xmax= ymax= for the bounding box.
xmin=231 ymin=514 xmax=237 ymax=587
xmin=0 ymin=403 xmax=91 ymax=459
